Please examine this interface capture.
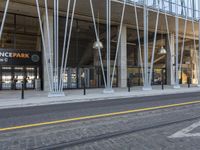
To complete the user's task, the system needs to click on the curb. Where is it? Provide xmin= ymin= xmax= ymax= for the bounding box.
xmin=0 ymin=88 xmax=200 ymax=110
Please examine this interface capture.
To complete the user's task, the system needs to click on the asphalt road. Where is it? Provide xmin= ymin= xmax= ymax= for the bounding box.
xmin=1 ymin=92 xmax=200 ymax=149
xmin=1 ymin=92 xmax=200 ymax=128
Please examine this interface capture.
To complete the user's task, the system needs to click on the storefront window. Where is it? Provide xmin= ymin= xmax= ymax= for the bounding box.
xmin=0 ymin=13 xmax=42 ymax=90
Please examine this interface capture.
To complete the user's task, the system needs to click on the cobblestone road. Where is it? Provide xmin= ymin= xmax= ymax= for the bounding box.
xmin=1 ymin=104 xmax=200 ymax=150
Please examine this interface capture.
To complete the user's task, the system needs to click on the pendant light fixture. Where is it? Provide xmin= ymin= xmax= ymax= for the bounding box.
xmin=93 ymin=41 xmax=103 ymax=49
xmin=93 ymin=11 xmax=103 ymax=49
xmin=158 ymin=18 xmax=166 ymax=55
xmin=158 ymin=46 xmax=167 ymax=55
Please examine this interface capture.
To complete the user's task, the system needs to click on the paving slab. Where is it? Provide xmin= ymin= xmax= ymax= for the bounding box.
xmin=0 ymin=85 xmax=200 ymax=109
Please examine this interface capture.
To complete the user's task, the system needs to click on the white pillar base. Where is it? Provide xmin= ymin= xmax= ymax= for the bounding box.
xmin=142 ymin=86 xmax=152 ymax=91
xmin=48 ymin=92 xmax=65 ymax=97
xmin=173 ymin=84 xmax=180 ymax=89
xmin=103 ymin=88 xmax=114 ymax=94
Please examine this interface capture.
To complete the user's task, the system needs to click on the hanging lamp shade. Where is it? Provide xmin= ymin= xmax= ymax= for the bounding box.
xmin=158 ymin=46 xmax=167 ymax=55
xmin=93 ymin=41 xmax=103 ymax=49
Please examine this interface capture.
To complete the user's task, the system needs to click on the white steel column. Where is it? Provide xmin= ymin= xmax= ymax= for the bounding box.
xmin=118 ymin=25 xmax=127 ymax=88
xmin=198 ymin=1 xmax=200 ymax=87
xmin=143 ymin=0 xmax=152 ymax=90
xmin=133 ymin=2 xmax=144 ymax=83
xmin=148 ymin=0 xmax=160 ymax=86
xmin=179 ymin=0 xmax=188 ymax=77
xmin=0 ymin=0 xmax=10 ymax=40
xmin=174 ymin=0 xmax=180 ymax=89
xmin=103 ymin=0 xmax=114 ymax=93
xmin=110 ymin=0 xmax=126 ymax=89
xmin=89 ymin=0 xmax=107 ymax=89
xmin=42 ymin=13 xmax=54 ymax=92
xmin=59 ymin=0 xmax=76 ymax=93
xmin=191 ymin=49 xmax=198 ymax=84
xmin=166 ymin=33 xmax=175 ymax=85
xmin=163 ymin=1 xmax=175 ymax=86
xmin=190 ymin=0 xmax=198 ymax=85
xmin=36 ymin=0 xmax=76 ymax=96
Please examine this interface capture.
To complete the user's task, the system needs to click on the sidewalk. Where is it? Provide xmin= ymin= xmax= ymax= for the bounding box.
xmin=0 ymin=85 xmax=200 ymax=109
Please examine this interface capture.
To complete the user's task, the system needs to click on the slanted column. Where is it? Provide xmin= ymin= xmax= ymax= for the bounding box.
xmin=42 ymin=13 xmax=54 ymax=92
xmin=143 ymin=0 xmax=152 ymax=90
xmin=169 ymin=0 xmax=172 ymax=12
xmin=118 ymin=25 xmax=127 ymax=88
xmin=174 ymin=0 xmax=180 ymax=88
xmin=198 ymin=1 xmax=200 ymax=87
xmin=166 ymin=33 xmax=175 ymax=85
xmin=191 ymin=49 xmax=198 ymax=84
xmin=103 ymin=0 xmax=114 ymax=93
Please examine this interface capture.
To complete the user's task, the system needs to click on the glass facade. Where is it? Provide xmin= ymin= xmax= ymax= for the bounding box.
xmin=121 ymin=0 xmax=199 ymax=20
xmin=0 ymin=13 xmax=42 ymax=90
xmin=0 ymin=12 xmax=41 ymax=51
xmin=59 ymin=18 xmax=118 ymax=89
xmin=0 ymin=0 xmax=199 ymax=92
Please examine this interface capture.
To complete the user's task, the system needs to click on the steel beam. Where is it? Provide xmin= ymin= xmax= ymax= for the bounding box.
xmin=174 ymin=0 xmax=180 ymax=89
xmin=104 ymin=0 xmax=114 ymax=93
xmin=198 ymin=1 xmax=200 ymax=87
xmin=0 ymin=0 xmax=10 ymax=40
xmin=143 ymin=0 xmax=152 ymax=91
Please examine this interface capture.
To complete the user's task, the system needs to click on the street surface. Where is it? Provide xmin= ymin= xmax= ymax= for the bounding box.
xmin=1 ymin=92 xmax=200 ymax=149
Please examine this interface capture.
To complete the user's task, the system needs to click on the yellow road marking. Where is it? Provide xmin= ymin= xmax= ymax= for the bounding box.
xmin=1 ymin=100 xmax=200 ymax=132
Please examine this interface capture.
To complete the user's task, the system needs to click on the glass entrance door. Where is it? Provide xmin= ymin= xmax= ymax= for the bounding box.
xmin=0 ymin=66 xmax=38 ymax=90
xmin=26 ymin=67 xmax=36 ymax=89
xmin=63 ymin=68 xmax=77 ymax=89
xmin=1 ymin=67 xmax=12 ymax=90
xmin=63 ymin=67 xmax=93 ymax=89
xmin=13 ymin=67 xmax=24 ymax=90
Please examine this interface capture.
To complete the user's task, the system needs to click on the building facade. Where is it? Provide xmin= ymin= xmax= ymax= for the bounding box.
xmin=0 ymin=0 xmax=200 ymax=96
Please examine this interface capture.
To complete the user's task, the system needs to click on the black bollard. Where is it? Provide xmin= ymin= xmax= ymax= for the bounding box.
xmin=21 ymin=82 xmax=24 ymax=99
xmin=161 ymin=69 xmax=164 ymax=90
xmin=187 ymin=76 xmax=190 ymax=88
xmin=83 ymin=78 xmax=86 ymax=95
xmin=128 ymin=78 xmax=131 ymax=92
